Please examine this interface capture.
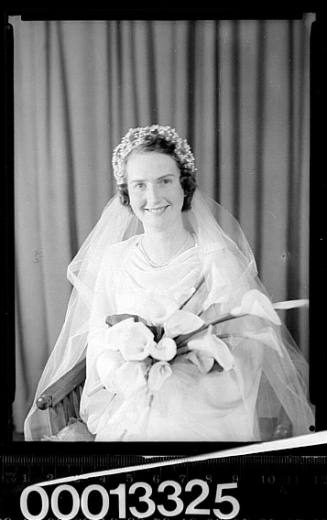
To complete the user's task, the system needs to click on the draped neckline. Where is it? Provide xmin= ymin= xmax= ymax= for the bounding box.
xmin=134 ymin=233 xmax=199 ymax=271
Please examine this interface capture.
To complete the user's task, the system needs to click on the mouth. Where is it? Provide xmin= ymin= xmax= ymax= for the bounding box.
xmin=144 ymin=206 xmax=169 ymax=215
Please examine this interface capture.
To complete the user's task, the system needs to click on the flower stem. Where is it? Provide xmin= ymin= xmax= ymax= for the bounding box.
xmin=175 ymin=312 xmax=248 ymax=348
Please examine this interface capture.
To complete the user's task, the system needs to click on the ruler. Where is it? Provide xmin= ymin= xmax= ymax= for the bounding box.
xmin=1 ymin=452 xmax=327 ymax=519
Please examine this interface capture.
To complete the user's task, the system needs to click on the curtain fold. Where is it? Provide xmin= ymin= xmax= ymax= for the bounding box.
xmin=12 ymin=16 xmax=313 ymax=432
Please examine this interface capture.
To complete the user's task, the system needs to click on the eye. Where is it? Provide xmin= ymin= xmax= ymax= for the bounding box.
xmin=161 ymin=177 xmax=173 ymax=185
xmin=134 ymin=182 xmax=146 ymax=190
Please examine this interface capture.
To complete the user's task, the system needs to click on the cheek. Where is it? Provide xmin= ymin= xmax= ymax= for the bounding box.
xmin=128 ymin=190 xmax=141 ymax=213
xmin=173 ymin=183 xmax=185 ymax=208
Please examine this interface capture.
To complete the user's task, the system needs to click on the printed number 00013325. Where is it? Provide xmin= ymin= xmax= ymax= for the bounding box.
xmin=20 ymin=479 xmax=240 ymax=520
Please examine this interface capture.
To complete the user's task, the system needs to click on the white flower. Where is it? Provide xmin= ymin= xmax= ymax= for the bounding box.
xmin=114 ymin=361 xmax=149 ymax=397
xmin=96 ymin=350 xmax=124 ymax=390
xmin=148 ymin=361 xmax=173 ymax=391
xmin=185 ymin=351 xmax=215 ymax=373
xmin=104 ymin=318 xmax=135 ymax=350
xmin=164 ymin=310 xmax=204 ymax=337
xmin=188 ymin=326 xmax=235 ymax=371
xmin=149 ymin=336 xmax=177 ymax=361
xmin=231 ymin=289 xmax=281 ymax=325
xmin=117 ymin=321 xmax=155 ymax=361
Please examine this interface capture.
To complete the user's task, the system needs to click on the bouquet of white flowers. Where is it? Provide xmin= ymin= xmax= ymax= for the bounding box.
xmin=100 ymin=289 xmax=308 ymax=394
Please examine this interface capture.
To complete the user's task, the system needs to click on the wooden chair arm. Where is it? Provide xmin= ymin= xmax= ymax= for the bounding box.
xmin=36 ymin=358 xmax=86 ymax=410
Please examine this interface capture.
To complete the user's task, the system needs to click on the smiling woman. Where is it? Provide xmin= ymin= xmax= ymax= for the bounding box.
xmin=127 ymin=153 xmax=192 ymax=265
xmin=24 ymin=125 xmax=314 ymax=442
xmin=128 ymin=153 xmax=184 ymax=223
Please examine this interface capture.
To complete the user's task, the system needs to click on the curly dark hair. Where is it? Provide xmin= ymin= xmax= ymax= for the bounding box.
xmin=116 ymin=136 xmax=197 ymax=212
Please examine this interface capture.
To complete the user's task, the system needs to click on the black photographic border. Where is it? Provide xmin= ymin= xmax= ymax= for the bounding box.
xmin=1 ymin=5 xmax=326 ymax=460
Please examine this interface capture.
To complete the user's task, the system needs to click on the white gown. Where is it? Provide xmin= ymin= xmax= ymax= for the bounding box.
xmin=79 ymin=235 xmax=311 ymax=442
xmin=24 ymin=193 xmax=314 ymax=442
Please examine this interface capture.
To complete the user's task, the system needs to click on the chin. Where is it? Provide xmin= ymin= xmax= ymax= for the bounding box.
xmin=144 ymin=220 xmax=168 ymax=231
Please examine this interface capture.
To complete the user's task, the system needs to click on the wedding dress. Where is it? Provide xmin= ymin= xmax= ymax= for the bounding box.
xmin=81 ymin=235 xmax=313 ymax=441
xmin=24 ymin=192 xmax=314 ymax=441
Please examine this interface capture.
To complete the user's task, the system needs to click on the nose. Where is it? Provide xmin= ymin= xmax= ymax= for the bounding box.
xmin=146 ymin=183 xmax=161 ymax=206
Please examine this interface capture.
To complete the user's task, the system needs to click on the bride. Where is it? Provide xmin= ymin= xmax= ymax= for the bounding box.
xmin=24 ymin=125 xmax=314 ymax=441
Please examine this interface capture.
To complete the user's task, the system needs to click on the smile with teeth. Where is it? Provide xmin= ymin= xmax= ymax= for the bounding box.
xmin=145 ymin=206 xmax=169 ymax=215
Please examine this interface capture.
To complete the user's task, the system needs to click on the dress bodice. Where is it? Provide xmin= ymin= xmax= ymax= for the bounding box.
xmin=112 ymin=235 xmax=205 ymax=321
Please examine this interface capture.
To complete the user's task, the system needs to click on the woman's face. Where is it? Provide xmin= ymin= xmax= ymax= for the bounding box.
xmin=126 ymin=151 xmax=184 ymax=232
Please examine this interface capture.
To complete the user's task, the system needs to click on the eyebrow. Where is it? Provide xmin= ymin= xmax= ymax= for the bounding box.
xmin=129 ymin=174 xmax=175 ymax=184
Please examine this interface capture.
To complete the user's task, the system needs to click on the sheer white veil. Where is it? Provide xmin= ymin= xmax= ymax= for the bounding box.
xmin=24 ymin=189 xmax=314 ymax=440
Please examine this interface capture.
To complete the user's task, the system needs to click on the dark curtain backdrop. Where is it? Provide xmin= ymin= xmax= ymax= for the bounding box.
xmin=12 ymin=16 xmax=313 ymax=432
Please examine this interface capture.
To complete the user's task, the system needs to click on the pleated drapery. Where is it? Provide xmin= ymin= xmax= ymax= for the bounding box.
xmin=12 ymin=16 xmax=313 ymax=432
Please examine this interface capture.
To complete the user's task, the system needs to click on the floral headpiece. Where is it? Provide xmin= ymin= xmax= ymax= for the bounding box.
xmin=112 ymin=124 xmax=196 ymax=184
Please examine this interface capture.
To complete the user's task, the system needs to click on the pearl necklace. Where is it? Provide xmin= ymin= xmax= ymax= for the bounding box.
xmin=138 ymin=233 xmax=194 ymax=268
